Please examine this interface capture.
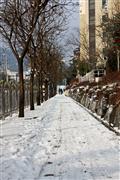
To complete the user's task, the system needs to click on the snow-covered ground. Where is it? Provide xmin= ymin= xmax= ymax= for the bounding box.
xmin=0 ymin=95 xmax=119 ymax=180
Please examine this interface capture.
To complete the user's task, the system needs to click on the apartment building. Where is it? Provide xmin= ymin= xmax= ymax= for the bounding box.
xmin=80 ymin=0 xmax=96 ymax=69
xmin=80 ymin=0 xmax=120 ymax=69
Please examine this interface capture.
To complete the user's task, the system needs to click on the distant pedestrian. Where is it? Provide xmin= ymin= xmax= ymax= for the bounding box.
xmin=58 ymin=88 xmax=63 ymax=94
xmin=58 ymin=88 xmax=61 ymax=94
xmin=60 ymin=89 xmax=63 ymax=94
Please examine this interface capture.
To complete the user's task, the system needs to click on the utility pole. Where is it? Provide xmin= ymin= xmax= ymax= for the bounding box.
xmin=117 ymin=49 xmax=120 ymax=72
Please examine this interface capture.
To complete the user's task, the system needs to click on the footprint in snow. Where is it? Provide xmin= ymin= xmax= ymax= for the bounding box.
xmin=44 ymin=174 xmax=54 ymax=177
xmin=47 ymin=161 xmax=53 ymax=164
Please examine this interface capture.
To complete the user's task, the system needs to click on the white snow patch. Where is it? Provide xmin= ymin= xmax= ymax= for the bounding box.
xmin=0 ymin=95 xmax=119 ymax=180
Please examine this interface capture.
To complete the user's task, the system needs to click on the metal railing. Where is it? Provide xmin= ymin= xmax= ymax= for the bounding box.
xmin=0 ymin=82 xmax=31 ymax=119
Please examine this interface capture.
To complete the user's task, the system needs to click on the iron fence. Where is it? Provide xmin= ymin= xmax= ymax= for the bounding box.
xmin=0 ymin=82 xmax=34 ymax=119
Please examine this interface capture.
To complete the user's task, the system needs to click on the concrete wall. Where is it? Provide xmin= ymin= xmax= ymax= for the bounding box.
xmin=68 ymin=83 xmax=120 ymax=131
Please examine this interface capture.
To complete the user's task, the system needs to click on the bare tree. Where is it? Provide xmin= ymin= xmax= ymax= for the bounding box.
xmin=96 ymin=0 xmax=120 ymax=71
xmin=25 ymin=0 xmax=68 ymax=107
xmin=0 ymin=0 xmax=71 ymax=117
xmin=0 ymin=0 xmax=51 ymax=117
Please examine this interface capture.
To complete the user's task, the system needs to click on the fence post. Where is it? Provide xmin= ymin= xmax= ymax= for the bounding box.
xmin=9 ymin=84 xmax=12 ymax=116
xmin=2 ymin=81 xmax=5 ymax=119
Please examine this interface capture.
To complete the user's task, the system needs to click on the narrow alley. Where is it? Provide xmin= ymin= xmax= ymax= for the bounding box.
xmin=0 ymin=95 xmax=119 ymax=180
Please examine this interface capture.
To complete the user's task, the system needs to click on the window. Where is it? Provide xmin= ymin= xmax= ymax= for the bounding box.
xmin=94 ymin=69 xmax=105 ymax=77
xmin=89 ymin=0 xmax=95 ymax=10
xmin=102 ymin=14 xmax=108 ymax=23
xmin=89 ymin=9 xmax=95 ymax=16
xmin=102 ymin=0 xmax=107 ymax=9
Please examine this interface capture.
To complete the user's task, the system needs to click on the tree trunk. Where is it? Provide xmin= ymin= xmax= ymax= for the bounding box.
xmin=18 ymin=60 xmax=24 ymax=117
xmin=45 ymin=80 xmax=48 ymax=101
xmin=36 ymin=73 xmax=41 ymax=105
xmin=49 ymin=82 xmax=53 ymax=98
xmin=40 ymin=75 xmax=44 ymax=103
xmin=30 ymin=70 xmax=34 ymax=110
xmin=53 ymin=83 xmax=57 ymax=96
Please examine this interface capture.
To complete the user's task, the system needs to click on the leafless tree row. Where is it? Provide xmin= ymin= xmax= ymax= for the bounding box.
xmin=0 ymin=0 xmax=72 ymax=117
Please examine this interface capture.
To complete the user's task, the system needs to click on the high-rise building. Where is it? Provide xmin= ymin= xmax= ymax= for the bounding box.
xmin=89 ymin=0 xmax=96 ymax=67
xmin=80 ymin=0 xmax=89 ymax=65
xmin=80 ymin=0 xmax=120 ymax=69
xmin=80 ymin=0 xmax=96 ymax=69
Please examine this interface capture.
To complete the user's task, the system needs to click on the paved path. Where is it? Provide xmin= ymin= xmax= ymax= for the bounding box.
xmin=0 ymin=95 xmax=119 ymax=180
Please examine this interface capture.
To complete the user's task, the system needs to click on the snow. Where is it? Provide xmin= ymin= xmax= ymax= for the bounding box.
xmin=0 ymin=95 xmax=119 ymax=180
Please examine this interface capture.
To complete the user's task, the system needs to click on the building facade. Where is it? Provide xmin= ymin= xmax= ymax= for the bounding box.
xmin=89 ymin=0 xmax=96 ymax=67
xmin=80 ymin=0 xmax=120 ymax=69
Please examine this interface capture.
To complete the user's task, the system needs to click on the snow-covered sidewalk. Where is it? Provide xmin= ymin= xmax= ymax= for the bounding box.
xmin=0 ymin=95 xmax=119 ymax=180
